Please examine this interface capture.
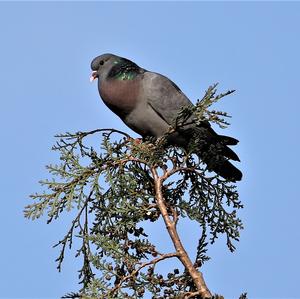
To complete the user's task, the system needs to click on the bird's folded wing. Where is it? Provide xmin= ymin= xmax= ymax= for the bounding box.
xmin=142 ymin=72 xmax=194 ymax=125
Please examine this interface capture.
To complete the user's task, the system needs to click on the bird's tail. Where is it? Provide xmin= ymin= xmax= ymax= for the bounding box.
xmin=206 ymin=157 xmax=242 ymax=182
xmin=189 ymin=128 xmax=242 ymax=182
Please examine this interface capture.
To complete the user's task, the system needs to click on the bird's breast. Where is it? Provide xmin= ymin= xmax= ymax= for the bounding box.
xmin=99 ymin=79 xmax=140 ymax=118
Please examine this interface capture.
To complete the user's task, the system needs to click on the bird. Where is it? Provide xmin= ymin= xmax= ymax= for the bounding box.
xmin=90 ymin=53 xmax=242 ymax=181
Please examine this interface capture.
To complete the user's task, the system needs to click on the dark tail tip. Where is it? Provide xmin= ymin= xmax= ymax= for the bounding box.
xmin=219 ymin=135 xmax=239 ymax=145
xmin=214 ymin=161 xmax=242 ymax=182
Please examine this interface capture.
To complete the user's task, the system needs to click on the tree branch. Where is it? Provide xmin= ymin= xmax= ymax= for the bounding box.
xmin=151 ymin=167 xmax=212 ymax=299
xmin=109 ymin=252 xmax=178 ymax=296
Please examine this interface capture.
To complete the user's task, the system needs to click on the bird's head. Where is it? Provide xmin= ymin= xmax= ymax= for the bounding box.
xmin=90 ymin=53 xmax=121 ymax=82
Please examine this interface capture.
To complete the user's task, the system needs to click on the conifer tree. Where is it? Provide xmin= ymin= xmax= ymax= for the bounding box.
xmin=25 ymin=84 xmax=246 ymax=299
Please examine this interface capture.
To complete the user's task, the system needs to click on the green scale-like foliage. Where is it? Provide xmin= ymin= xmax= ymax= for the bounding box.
xmin=24 ymin=84 xmax=245 ymax=299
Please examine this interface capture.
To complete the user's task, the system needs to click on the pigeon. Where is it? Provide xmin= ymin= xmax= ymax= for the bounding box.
xmin=90 ymin=53 xmax=242 ymax=181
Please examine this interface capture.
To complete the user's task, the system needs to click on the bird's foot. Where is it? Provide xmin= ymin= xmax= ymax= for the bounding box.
xmin=126 ymin=137 xmax=142 ymax=145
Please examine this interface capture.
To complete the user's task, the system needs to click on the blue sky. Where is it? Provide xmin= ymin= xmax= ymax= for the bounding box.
xmin=1 ymin=1 xmax=299 ymax=298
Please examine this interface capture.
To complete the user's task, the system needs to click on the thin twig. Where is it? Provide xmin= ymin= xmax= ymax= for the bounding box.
xmin=108 ymin=252 xmax=178 ymax=296
xmin=53 ymin=190 xmax=93 ymax=271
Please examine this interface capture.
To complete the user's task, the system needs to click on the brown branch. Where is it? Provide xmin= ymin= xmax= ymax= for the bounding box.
xmin=185 ymin=291 xmax=204 ymax=299
xmin=56 ymin=128 xmax=131 ymax=140
xmin=151 ymin=166 xmax=212 ymax=299
xmin=108 ymin=252 xmax=178 ymax=297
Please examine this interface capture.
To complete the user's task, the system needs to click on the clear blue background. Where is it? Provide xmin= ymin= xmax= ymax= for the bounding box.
xmin=1 ymin=2 xmax=299 ymax=298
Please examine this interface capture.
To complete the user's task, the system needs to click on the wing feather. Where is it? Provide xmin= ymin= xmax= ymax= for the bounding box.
xmin=141 ymin=72 xmax=194 ymax=125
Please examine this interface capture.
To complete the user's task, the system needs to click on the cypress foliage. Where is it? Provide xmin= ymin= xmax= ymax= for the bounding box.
xmin=25 ymin=84 xmax=245 ymax=299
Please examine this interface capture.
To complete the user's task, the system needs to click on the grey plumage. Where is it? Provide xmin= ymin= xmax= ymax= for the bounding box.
xmin=90 ymin=53 xmax=242 ymax=181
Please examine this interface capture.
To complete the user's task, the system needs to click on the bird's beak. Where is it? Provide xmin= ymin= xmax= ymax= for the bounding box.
xmin=90 ymin=71 xmax=98 ymax=82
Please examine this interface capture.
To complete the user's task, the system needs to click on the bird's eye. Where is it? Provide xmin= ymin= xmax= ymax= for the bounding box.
xmin=99 ymin=60 xmax=104 ymax=65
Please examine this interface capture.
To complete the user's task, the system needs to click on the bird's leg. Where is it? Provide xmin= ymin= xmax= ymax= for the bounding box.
xmin=133 ymin=138 xmax=142 ymax=144
xmin=125 ymin=136 xmax=142 ymax=144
